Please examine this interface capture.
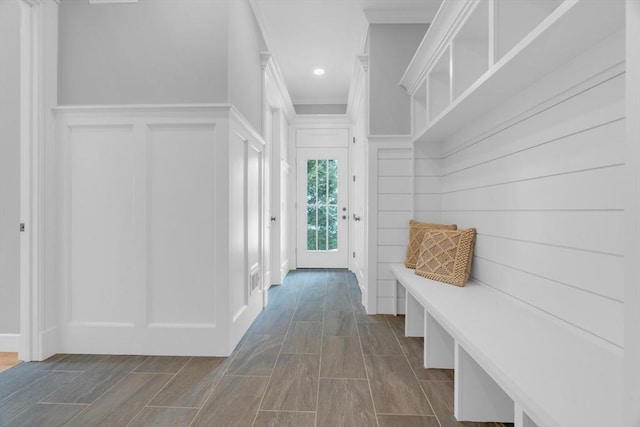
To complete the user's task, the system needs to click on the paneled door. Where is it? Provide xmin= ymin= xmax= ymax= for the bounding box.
xmin=296 ymin=147 xmax=349 ymax=268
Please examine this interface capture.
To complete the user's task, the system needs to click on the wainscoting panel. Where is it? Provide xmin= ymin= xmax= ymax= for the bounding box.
xmin=56 ymin=105 xmax=264 ymax=356
xmin=69 ymin=125 xmax=137 ymax=325
xmin=147 ymin=124 xmax=217 ymax=326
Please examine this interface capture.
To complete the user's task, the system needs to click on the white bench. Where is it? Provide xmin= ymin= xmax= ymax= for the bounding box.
xmin=390 ymin=264 xmax=623 ymax=427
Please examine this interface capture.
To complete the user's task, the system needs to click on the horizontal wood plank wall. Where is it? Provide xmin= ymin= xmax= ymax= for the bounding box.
xmin=376 ymin=145 xmax=412 ymax=314
xmin=435 ymin=32 xmax=625 ymax=349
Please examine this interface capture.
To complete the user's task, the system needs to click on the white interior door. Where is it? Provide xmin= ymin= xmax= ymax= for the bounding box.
xmin=296 ymin=147 xmax=349 ymax=268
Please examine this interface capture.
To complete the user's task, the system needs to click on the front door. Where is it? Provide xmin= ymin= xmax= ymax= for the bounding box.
xmin=296 ymin=147 xmax=349 ymax=268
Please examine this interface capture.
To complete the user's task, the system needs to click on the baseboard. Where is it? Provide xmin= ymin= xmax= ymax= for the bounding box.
xmin=0 ymin=334 xmax=20 ymax=352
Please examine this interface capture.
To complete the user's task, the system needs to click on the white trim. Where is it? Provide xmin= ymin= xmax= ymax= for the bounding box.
xmin=18 ymin=0 xmax=58 ymax=361
xmin=0 ymin=334 xmax=21 ymax=352
xmin=363 ymin=6 xmax=441 ymax=24
xmin=292 ymin=114 xmax=353 ymax=127
xmin=260 ymin=51 xmax=296 ymax=122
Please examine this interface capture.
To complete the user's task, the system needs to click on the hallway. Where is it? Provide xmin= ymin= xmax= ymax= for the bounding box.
xmin=0 ymin=270 xmax=511 ymax=426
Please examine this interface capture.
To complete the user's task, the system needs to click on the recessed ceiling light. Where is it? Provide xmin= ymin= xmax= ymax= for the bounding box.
xmin=313 ymin=68 xmax=325 ymax=76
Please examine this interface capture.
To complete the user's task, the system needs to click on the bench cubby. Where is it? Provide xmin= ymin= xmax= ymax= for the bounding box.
xmin=391 ymin=264 xmax=622 ymax=427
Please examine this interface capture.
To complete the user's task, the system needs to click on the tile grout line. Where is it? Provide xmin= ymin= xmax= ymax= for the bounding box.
xmin=313 ymin=271 xmax=328 ymax=427
xmin=385 ymin=315 xmax=443 ymax=427
xmin=351 ymin=272 xmax=381 ymax=427
xmin=125 ymin=356 xmax=194 ymax=427
xmin=250 ymin=270 xmax=307 ymax=427
xmin=60 ymin=355 xmax=150 ymax=427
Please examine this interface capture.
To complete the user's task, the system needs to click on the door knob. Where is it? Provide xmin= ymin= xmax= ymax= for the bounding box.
xmin=353 ymin=214 xmax=361 ymax=221
xmin=271 ymin=216 xmax=277 ymax=222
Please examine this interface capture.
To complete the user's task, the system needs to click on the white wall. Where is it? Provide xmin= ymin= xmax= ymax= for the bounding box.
xmin=295 ymin=104 xmax=347 ymax=115
xmin=228 ymin=0 xmax=267 ymax=132
xmin=0 ymin=0 xmax=21 ymax=340
xmin=369 ymin=24 xmax=428 ymax=136
xmin=429 ymin=31 xmax=625 ymax=348
xmin=58 ymin=0 xmax=228 ymax=105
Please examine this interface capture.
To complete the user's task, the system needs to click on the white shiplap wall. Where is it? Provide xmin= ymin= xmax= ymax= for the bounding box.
xmin=375 ymin=145 xmax=413 ymax=314
xmin=432 ymin=32 xmax=625 ymax=349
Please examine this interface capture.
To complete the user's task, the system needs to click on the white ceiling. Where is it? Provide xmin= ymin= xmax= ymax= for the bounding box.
xmin=250 ymin=0 xmax=442 ymax=106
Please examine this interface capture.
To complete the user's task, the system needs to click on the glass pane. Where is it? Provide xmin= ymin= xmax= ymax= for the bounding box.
xmin=328 ymin=160 xmax=338 ymax=204
xmin=306 ymin=205 xmax=317 ymax=250
xmin=317 ymin=159 xmax=327 ymax=205
xmin=307 ymin=160 xmax=317 ymax=205
xmin=328 ymin=205 xmax=338 ymax=250
xmin=317 ymin=205 xmax=327 ymax=251
xmin=306 ymin=157 xmax=339 ymax=252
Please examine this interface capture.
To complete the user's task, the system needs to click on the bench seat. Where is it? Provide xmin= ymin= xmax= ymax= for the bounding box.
xmin=390 ymin=264 xmax=623 ymax=427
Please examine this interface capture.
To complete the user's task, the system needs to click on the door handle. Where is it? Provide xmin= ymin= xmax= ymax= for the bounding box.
xmin=270 ymin=216 xmax=277 ymax=222
xmin=353 ymin=214 xmax=361 ymax=221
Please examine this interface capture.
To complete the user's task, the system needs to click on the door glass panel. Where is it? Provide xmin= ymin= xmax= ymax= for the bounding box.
xmin=306 ymin=159 xmax=339 ymax=251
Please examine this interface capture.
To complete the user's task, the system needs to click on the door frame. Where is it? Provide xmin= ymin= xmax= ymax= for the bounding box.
xmin=18 ymin=0 xmax=58 ymax=361
xmin=289 ymin=116 xmax=354 ymax=270
xmin=295 ymin=146 xmax=350 ymax=268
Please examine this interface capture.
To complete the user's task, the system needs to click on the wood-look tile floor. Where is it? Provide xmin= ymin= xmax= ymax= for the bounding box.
xmin=0 ymin=270 xmax=514 ymax=427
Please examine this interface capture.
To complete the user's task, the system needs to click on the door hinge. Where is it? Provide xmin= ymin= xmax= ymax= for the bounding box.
xmin=352 ymin=137 xmax=356 ymax=144
xmin=353 ymin=175 xmax=356 ymax=182
xmin=353 ymin=251 xmax=356 ymax=258
xmin=20 ymin=223 xmax=25 ymax=232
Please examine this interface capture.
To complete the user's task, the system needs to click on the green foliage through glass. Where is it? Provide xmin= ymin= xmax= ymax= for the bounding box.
xmin=306 ymin=159 xmax=339 ymax=251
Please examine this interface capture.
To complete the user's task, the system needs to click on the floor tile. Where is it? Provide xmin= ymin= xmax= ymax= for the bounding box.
xmin=128 ymin=407 xmax=198 ymax=426
xmin=191 ymin=375 xmax=268 ymax=427
xmin=226 ymin=334 xmax=283 ymax=376
xmin=42 ymin=355 xmax=147 ymax=404
xmin=150 ymin=357 xmax=225 ymax=408
xmin=386 ymin=314 xmax=407 ymax=338
xmin=398 ymin=337 xmax=454 ymax=381
xmin=365 ymin=355 xmax=432 ymax=415
xmin=65 ymin=373 xmax=172 ymax=427
xmin=2 ymin=403 xmax=87 ymax=427
xmin=260 ymin=353 xmax=319 ymax=411
xmin=377 ymin=414 xmax=441 ymax=427
xmin=324 ymin=311 xmax=357 ymax=336
xmin=40 ymin=354 xmax=112 ymax=372
xmin=293 ymin=300 xmax=325 ymax=322
xmin=358 ymin=323 xmax=403 ymax=355
xmin=316 ymin=378 xmax=377 ymax=427
xmin=282 ymin=321 xmax=323 ymax=354
xmin=250 ymin=309 xmax=294 ymax=336
xmin=0 ymin=371 xmax=80 ymax=425
xmin=325 ymin=292 xmax=353 ymax=311
xmin=0 ymin=363 xmax=50 ymax=401
xmin=133 ymin=356 xmax=190 ymax=373
xmin=354 ymin=306 xmax=386 ymax=323
xmin=320 ymin=336 xmax=366 ymax=379
xmin=253 ymin=411 xmax=316 ymax=427
xmin=419 ymin=381 xmax=510 ymax=427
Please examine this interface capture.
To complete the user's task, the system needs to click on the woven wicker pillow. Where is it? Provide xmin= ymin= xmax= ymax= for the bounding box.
xmin=414 ymin=228 xmax=477 ymax=286
xmin=404 ymin=220 xmax=457 ymax=269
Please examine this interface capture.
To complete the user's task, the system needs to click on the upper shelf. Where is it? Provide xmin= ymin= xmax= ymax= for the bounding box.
xmin=401 ymin=0 xmax=625 ymax=145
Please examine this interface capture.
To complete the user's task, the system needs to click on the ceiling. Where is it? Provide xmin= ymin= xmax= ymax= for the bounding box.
xmin=250 ymin=0 xmax=442 ymax=107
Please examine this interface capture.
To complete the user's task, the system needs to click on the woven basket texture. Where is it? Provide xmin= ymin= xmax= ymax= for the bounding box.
xmin=414 ymin=228 xmax=477 ymax=286
xmin=404 ymin=220 xmax=457 ymax=269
